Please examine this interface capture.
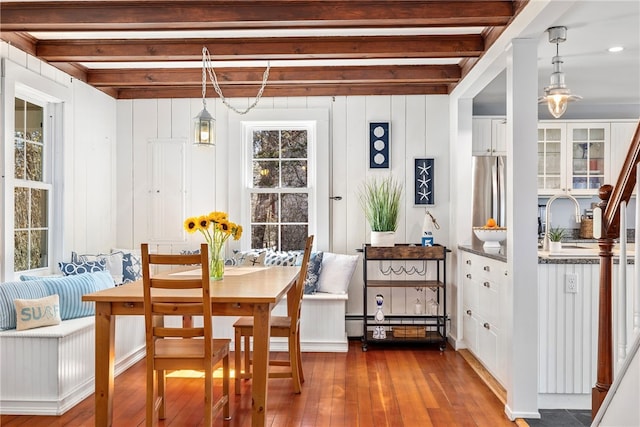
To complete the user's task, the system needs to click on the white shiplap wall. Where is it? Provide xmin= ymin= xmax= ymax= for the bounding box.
xmin=538 ymin=261 xmax=637 ymax=409
xmin=115 ymin=95 xmax=452 ymax=336
xmin=1 ymin=42 xmax=454 ymax=337
xmin=1 ymin=43 xmax=118 ymax=281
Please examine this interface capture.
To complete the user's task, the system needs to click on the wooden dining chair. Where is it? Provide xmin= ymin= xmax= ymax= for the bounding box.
xmin=141 ymin=243 xmax=230 ymax=427
xmin=233 ymin=235 xmax=314 ymax=395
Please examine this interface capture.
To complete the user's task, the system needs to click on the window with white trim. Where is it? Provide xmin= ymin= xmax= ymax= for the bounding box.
xmin=247 ymin=125 xmax=313 ymax=251
xmin=13 ymin=98 xmax=50 ymax=272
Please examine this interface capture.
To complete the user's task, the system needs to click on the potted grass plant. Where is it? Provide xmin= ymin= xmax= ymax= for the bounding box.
xmin=359 ymin=176 xmax=403 ymax=247
xmin=548 ymin=226 xmax=565 ymax=253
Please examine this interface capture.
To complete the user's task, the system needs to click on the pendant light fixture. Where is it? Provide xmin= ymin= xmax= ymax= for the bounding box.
xmin=538 ymin=26 xmax=582 ymax=119
xmin=193 ymin=47 xmax=270 ymax=146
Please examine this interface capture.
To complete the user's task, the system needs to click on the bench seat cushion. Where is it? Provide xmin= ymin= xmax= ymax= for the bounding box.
xmin=0 ymin=315 xmax=94 ymax=338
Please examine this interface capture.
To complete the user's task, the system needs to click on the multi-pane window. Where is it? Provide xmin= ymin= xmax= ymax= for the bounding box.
xmin=249 ymin=128 xmax=310 ymax=251
xmin=14 ymin=98 xmax=49 ymax=272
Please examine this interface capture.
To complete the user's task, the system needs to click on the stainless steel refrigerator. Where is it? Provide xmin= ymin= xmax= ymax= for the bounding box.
xmin=472 ymin=156 xmax=507 ymax=243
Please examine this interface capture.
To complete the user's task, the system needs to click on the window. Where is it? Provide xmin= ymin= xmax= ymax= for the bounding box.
xmin=248 ymin=126 xmax=312 ymax=251
xmin=13 ymin=98 xmax=50 ymax=272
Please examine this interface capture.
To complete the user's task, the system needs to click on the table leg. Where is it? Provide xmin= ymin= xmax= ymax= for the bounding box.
xmin=251 ymin=303 xmax=272 ymax=427
xmin=94 ymin=302 xmax=116 ymax=427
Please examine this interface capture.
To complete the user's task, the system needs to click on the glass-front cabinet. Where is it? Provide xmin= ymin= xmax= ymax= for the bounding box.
xmin=568 ymin=123 xmax=608 ymax=193
xmin=538 ymin=121 xmax=610 ymax=196
xmin=537 ymin=123 xmax=566 ymax=193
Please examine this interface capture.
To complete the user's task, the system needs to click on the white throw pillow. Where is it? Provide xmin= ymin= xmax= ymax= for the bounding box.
xmin=76 ymin=252 xmax=124 ymax=285
xmin=15 ymin=294 xmax=62 ymax=331
xmin=316 ymin=252 xmax=359 ymax=294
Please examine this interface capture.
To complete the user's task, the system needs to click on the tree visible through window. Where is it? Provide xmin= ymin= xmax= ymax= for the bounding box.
xmin=14 ymin=98 xmax=49 ymax=272
xmin=250 ymin=129 xmax=309 ymax=251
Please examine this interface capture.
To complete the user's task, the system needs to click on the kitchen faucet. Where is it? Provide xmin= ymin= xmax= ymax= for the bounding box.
xmin=542 ymin=193 xmax=582 ymax=251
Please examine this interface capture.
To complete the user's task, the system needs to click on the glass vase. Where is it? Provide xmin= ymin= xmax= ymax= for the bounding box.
xmin=208 ymin=238 xmax=225 ymax=281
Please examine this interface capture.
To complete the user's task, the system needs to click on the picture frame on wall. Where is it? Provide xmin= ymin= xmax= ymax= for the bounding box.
xmin=369 ymin=122 xmax=390 ymax=169
xmin=414 ymin=158 xmax=435 ymax=205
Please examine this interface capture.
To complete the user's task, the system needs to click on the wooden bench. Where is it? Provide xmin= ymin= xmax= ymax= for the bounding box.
xmin=166 ymin=293 xmax=350 ymax=353
xmin=0 ymin=315 xmax=145 ymax=415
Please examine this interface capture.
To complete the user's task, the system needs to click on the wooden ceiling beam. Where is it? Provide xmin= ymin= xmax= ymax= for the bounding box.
xmin=86 ymin=65 xmax=461 ymax=87
xmin=36 ymin=35 xmax=484 ymax=61
xmin=113 ymin=83 xmax=451 ymax=99
xmin=0 ymin=31 xmax=37 ymax=56
xmin=1 ymin=1 xmax=514 ymax=31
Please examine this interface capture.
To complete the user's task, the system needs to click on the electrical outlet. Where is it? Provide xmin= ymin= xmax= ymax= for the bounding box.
xmin=566 ymin=273 xmax=578 ymax=293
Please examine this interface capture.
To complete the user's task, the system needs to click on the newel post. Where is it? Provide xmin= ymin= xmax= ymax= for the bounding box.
xmin=592 ymin=184 xmax=614 ymax=417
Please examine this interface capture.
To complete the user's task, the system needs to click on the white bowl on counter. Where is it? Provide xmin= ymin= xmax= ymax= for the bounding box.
xmin=473 ymin=227 xmax=507 ymax=249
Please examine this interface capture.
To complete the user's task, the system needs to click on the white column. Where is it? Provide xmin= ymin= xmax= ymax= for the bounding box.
xmin=447 ymin=97 xmax=473 ymax=347
xmin=505 ymin=38 xmax=540 ymax=420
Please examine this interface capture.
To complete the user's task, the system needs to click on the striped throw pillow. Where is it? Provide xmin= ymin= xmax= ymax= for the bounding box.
xmin=0 ymin=281 xmax=49 ymax=330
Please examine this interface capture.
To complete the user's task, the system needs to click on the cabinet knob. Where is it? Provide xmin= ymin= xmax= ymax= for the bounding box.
xmin=466 ymin=260 xmax=471 ymax=265
xmin=483 ymin=266 xmax=490 ymax=272
xmin=483 ymin=322 xmax=491 ymax=330
xmin=466 ymin=273 xmax=472 ymax=279
xmin=466 ymin=310 xmax=472 ymax=316
xmin=504 ymin=270 xmax=508 ymax=276
xmin=483 ymin=282 xmax=490 ymax=288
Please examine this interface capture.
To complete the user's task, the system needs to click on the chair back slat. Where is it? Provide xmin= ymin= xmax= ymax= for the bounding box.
xmin=289 ymin=236 xmax=314 ymax=333
xmin=150 ymin=278 xmax=205 ymax=290
xmin=154 ymin=327 xmax=205 ymax=339
xmin=148 ymin=252 xmax=203 ymax=266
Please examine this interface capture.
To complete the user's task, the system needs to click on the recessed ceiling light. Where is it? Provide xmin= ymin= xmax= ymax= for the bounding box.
xmin=608 ymin=46 xmax=624 ymax=53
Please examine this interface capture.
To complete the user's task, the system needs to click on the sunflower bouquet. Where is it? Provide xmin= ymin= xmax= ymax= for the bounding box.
xmin=184 ymin=211 xmax=242 ymax=279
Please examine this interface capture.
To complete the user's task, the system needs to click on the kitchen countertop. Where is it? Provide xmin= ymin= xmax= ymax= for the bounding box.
xmin=459 ymin=241 xmax=636 ymax=264
xmin=458 ymin=243 xmax=507 ymax=262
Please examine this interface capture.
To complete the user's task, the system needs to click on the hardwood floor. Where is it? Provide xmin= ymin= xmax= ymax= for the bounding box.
xmin=1 ymin=340 xmax=518 ymax=426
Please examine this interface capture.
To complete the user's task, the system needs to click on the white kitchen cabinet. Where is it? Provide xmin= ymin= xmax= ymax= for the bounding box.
xmin=538 ymin=121 xmax=611 ymax=196
xmin=567 ymin=122 xmax=609 ymax=195
xmin=538 ymin=123 xmax=566 ymax=194
xmin=610 ymin=121 xmax=640 ymax=185
xmin=473 ymin=117 xmax=506 ymax=156
xmin=460 ymin=250 xmax=507 ymax=385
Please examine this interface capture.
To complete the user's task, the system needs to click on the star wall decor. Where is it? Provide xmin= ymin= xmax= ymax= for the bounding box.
xmin=414 ymin=158 xmax=434 ymax=205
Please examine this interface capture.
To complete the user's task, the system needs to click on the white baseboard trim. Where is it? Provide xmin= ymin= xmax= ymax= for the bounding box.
xmin=504 ymin=405 xmax=540 ymax=421
xmin=261 ymin=335 xmax=349 ymax=353
xmin=538 ymin=393 xmax=591 ymax=410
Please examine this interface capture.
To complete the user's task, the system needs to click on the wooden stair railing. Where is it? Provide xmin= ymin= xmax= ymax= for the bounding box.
xmin=593 ymin=120 xmax=640 ymax=418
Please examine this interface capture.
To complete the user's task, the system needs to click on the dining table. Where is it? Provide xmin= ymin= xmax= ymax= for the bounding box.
xmin=82 ymin=265 xmax=300 ymax=427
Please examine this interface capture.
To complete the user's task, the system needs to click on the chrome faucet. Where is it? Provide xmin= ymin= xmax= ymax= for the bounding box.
xmin=542 ymin=193 xmax=582 ymax=251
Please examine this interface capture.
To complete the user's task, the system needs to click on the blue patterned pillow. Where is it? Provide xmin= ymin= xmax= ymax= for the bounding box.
xmin=264 ymin=250 xmax=302 ymax=266
xmin=59 ymin=260 xmax=107 ymax=276
xmin=180 ymin=249 xmax=201 ymax=255
xmin=0 ymin=281 xmax=49 ymax=330
xmin=303 ymin=251 xmax=323 ymax=294
xmin=121 ymin=252 xmax=142 ymax=284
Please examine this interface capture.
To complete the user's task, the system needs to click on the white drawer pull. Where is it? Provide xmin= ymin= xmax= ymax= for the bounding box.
xmin=483 ymin=282 xmax=490 ymax=288
xmin=466 ymin=310 xmax=472 ymax=316
xmin=483 ymin=266 xmax=490 ymax=272
xmin=483 ymin=322 xmax=491 ymax=330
